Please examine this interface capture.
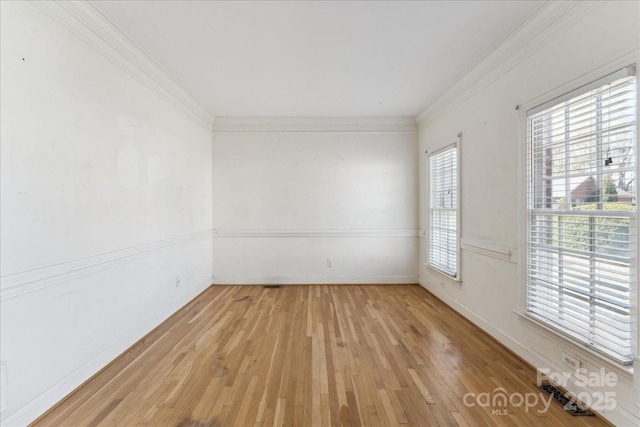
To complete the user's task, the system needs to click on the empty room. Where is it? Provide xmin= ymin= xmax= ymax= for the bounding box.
xmin=1 ymin=0 xmax=639 ymax=426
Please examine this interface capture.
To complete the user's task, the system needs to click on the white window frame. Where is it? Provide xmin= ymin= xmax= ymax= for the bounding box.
xmin=520 ymin=64 xmax=638 ymax=366
xmin=428 ymin=136 xmax=461 ymax=281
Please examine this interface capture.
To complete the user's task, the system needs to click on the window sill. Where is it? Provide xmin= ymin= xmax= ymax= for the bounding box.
xmin=423 ymin=263 xmax=462 ymax=288
xmin=513 ymin=309 xmax=634 ymax=382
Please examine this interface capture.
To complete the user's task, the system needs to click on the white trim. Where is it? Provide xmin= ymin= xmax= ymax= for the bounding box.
xmin=517 ymin=52 xmax=639 ymax=120
xmin=0 ymin=230 xmax=213 ymax=301
xmin=635 ymin=356 xmax=640 ymax=408
xmin=213 ymin=229 xmax=418 ymax=239
xmin=513 ymin=57 xmax=640 ymax=420
xmin=461 ymin=238 xmax=516 ymax=263
xmin=419 ymin=282 xmax=536 ymax=364
xmin=0 ymin=277 xmax=212 ymax=427
xmin=527 ymin=64 xmax=635 ymax=116
xmin=515 ymin=310 xmax=635 ymax=370
xmin=518 ymin=58 xmax=639 ymax=368
xmin=635 ymin=54 xmax=640 ymax=413
xmin=425 ymin=139 xmax=459 ymax=156
xmin=419 ymin=282 xmax=639 ymax=427
xmin=426 ymin=142 xmax=456 ymax=156
xmin=212 ymin=276 xmax=418 ymax=285
xmin=457 ymin=134 xmax=462 ymax=280
xmin=417 ymin=1 xmax=606 ymax=128
xmin=427 ymin=135 xmax=461 ymax=281
xmin=425 ymin=265 xmax=462 ymax=287
xmin=212 ymin=116 xmax=417 ymax=133
xmin=0 ymin=362 xmax=6 ymax=414
xmin=30 ymin=0 xmax=214 ymax=130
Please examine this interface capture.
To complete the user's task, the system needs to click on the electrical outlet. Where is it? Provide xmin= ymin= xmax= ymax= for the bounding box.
xmin=176 ymin=277 xmax=182 ymax=287
xmin=561 ymin=351 xmax=581 ymax=371
xmin=327 ymin=258 xmax=333 ymax=267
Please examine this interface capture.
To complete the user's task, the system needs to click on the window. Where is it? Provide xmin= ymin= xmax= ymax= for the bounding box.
xmin=526 ymin=66 xmax=637 ymax=364
xmin=429 ymin=143 xmax=459 ymax=278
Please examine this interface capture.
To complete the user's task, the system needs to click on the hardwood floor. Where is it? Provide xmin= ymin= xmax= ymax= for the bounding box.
xmin=33 ymin=285 xmax=609 ymax=426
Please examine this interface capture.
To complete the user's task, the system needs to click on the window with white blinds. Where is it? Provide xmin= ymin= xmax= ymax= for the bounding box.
xmin=526 ymin=65 xmax=637 ymax=364
xmin=429 ymin=144 xmax=459 ymax=278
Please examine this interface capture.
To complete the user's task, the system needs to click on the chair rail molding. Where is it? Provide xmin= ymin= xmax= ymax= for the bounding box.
xmin=0 ymin=230 xmax=213 ymax=301
xmin=213 ymin=228 xmax=419 ymax=238
xmin=460 ymin=237 xmax=517 ymax=263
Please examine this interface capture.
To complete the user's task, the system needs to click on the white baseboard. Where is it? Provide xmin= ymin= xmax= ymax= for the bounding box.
xmin=1 ymin=277 xmax=211 ymax=427
xmin=212 ymin=276 xmax=418 ymax=285
xmin=417 ymin=281 xmax=640 ymax=427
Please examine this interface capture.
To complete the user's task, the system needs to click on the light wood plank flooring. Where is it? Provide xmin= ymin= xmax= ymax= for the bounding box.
xmin=33 ymin=285 xmax=609 ymax=426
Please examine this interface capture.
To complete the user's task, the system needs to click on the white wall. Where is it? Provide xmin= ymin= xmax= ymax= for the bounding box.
xmin=0 ymin=2 xmax=213 ymax=425
xmin=418 ymin=2 xmax=640 ymax=425
xmin=212 ymin=118 xmax=418 ymax=284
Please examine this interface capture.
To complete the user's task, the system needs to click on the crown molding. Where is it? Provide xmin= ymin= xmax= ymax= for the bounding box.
xmin=212 ymin=116 xmax=417 ymax=133
xmin=31 ymin=0 xmax=215 ymax=130
xmin=416 ymin=1 xmax=603 ymax=128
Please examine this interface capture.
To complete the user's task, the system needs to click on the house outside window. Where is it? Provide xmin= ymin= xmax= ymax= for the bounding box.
xmin=525 ymin=66 xmax=637 ymax=364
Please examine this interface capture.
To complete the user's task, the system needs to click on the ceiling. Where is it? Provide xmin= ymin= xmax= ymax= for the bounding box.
xmin=94 ymin=0 xmax=544 ymax=118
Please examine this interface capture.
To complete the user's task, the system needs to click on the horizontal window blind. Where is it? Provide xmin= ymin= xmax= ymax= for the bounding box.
xmin=526 ymin=66 xmax=636 ymax=364
xmin=429 ymin=144 xmax=458 ymax=277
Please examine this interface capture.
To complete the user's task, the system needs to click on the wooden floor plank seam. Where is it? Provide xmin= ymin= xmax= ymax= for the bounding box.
xmin=32 ymin=285 xmax=610 ymax=426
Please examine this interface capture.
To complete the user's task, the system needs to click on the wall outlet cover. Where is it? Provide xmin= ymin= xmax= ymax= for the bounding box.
xmin=561 ymin=351 xmax=581 ymax=371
